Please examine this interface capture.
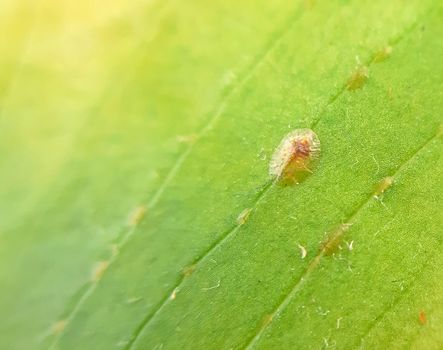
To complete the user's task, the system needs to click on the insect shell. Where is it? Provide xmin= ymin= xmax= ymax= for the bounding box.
xmin=269 ymin=129 xmax=320 ymax=185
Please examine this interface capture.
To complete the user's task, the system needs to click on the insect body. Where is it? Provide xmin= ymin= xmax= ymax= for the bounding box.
xmin=269 ymin=129 xmax=320 ymax=185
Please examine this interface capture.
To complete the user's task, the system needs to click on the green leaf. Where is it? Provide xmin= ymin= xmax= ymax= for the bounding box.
xmin=1 ymin=0 xmax=442 ymax=349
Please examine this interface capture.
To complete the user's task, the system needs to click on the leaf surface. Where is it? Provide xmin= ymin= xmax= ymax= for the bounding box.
xmin=0 ymin=0 xmax=442 ymax=349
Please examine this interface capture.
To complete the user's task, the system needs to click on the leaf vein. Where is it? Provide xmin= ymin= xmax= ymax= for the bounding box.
xmin=242 ymin=131 xmax=440 ymax=350
xmin=47 ymin=2 xmax=305 ymax=347
xmin=124 ymin=6 xmax=433 ymax=348
xmin=125 ymin=180 xmax=275 ymax=349
xmin=356 ymin=258 xmax=434 ymax=349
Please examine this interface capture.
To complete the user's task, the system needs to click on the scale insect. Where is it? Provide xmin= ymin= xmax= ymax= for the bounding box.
xmin=269 ymin=128 xmax=320 ymax=185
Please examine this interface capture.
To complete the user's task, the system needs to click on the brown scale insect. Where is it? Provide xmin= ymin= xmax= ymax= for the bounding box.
xmin=270 ymin=129 xmax=320 ymax=185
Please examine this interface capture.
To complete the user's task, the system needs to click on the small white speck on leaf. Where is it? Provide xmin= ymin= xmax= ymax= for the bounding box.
xmin=202 ymin=280 xmax=221 ymax=291
xmin=298 ymin=244 xmax=307 ymax=259
xmin=170 ymin=288 xmax=179 ymax=300
xmin=371 ymin=154 xmax=380 ymax=174
xmin=237 ymin=208 xmax=252 ymax=225
xmin=345 ymin=240 xmax=354 ymax=251
xmin=316 ymin=306 xmax=330 ymax=316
